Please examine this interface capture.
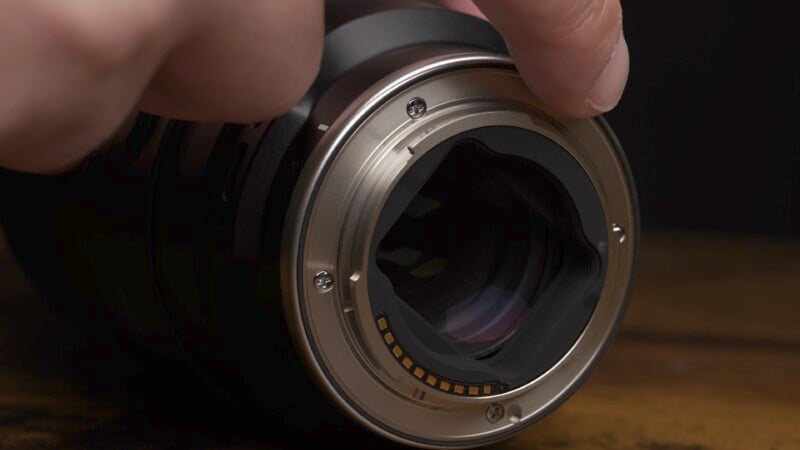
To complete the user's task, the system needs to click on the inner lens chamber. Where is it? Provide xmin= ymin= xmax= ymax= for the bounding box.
xmin=377 ymin=140 xmax=598 ymax=357
xmin=369 ymin=127 xmax=608 ymax=390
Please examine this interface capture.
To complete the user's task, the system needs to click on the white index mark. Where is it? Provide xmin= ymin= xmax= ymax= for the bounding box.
xmin=317 ymin=124 xmax=330 ymax=131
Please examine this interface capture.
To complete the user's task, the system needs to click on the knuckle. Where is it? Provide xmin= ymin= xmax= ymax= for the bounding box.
xmin=260 ymin=2 xmax=325 ymax=117
xmin=41 ymin=3 xmax=171 ymax=71
xmin=262 ymin=37 xmax=323 ymax=117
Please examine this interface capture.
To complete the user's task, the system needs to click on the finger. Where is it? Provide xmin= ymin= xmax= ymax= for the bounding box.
xmin=0 ymin=0 xmax=188 ymax=173
xmin=435 ymin=0 xmax=484 ymax=18
xmin=0 ymin=0 xmax=324 ymax=174
xmin=472 ymin=0 xmax=628 ymax=117
xmin=139 ymin=0 xmax=324 ymax=122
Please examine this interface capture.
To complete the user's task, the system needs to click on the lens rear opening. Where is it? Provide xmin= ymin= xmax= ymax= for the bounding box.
xmin=369 ymin=126 xmax=607 ymax=391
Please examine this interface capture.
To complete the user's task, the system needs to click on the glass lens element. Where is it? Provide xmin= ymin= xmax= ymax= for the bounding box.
xmin=376 ymin=140 xmax=573 ymax=358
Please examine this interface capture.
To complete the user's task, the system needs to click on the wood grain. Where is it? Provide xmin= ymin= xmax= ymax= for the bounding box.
xmin=1 ymin=231 xmax=798 ymax=449
xmin=623 ymin=232 xmax=800 ymax=346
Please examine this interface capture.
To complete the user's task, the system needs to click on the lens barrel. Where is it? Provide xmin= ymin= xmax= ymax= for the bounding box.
xmin=0 ymin=4 xmax=638 ymax=448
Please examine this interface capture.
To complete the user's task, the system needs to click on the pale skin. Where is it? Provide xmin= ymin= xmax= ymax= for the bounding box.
xmin=0 ymin=0 xmax=628 ymax=174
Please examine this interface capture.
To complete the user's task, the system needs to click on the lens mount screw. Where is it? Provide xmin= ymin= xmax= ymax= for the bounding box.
xmin=612 ymin=223 xmax=626 ymax=244
xmin=406 ymin=97 xmax=427 ymax=119
xmin=486 ymin=403 xmax=505 ymax=423
xmin=313 ymin=271 xmax=334 ymax=293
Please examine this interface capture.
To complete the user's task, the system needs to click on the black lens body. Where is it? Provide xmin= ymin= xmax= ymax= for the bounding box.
xmin=0 ymin=3 xmax=638 ymax=447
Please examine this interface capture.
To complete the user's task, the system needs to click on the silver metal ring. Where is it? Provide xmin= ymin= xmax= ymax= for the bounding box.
xmin=282 ymin=51 xmax=637 ymax=448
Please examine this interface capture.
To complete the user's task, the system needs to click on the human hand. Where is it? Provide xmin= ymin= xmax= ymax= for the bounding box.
xmin=0 ymin=0 xmax=627 ymax=173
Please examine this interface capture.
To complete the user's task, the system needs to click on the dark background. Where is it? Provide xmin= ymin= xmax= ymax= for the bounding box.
xmin=607 ymin=1 xmax=800 ymax=234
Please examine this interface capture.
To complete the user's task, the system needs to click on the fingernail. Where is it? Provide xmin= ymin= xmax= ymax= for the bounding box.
xmin=587 ymin=33 xmax=629 ymax=113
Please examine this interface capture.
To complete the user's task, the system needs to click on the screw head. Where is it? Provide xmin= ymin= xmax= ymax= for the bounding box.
xmin=313 ymin=271 xmax=334 ymax=293
xmin=406 ymin=97 xmax=427 ymax=119
xmin=612 ymin=223 xmax=626 ymax=244
xmin=486 ymin=403 xmax=505 ymax=423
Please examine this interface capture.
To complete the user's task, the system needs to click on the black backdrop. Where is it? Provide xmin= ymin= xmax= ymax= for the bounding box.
xmin=605 ymin=1 xmax=799 ymax=234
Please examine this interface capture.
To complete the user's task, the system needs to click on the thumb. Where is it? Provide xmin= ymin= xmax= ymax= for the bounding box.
xmin=472 ymin=0 xmax=628 ymax=117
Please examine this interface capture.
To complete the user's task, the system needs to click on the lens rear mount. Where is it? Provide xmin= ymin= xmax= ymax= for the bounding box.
xmin=282 ymin=50 xmax=638 ymax=447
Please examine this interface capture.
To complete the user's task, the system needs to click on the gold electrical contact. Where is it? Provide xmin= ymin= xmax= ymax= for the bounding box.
xmin=376 ymin=315 xmax=501 ymax=397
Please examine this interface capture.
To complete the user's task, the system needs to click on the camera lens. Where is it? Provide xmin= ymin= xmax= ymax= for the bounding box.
xmin=0 ymin=5 xmax=639 ymax=449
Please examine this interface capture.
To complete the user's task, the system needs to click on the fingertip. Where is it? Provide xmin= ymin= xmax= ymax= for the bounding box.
xmin=587 ymin=33 xmax=629 ymax=114
xmin=474 ymin=0 xmax=627 ymax=118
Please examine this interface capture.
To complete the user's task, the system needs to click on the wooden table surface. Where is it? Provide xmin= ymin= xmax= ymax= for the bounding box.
xmin=1 ymin=231 xmax=799 ymax=449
